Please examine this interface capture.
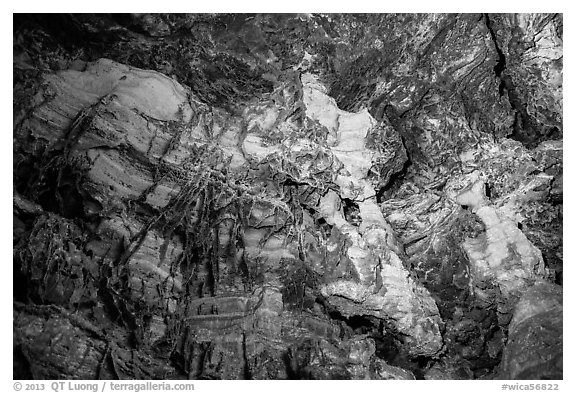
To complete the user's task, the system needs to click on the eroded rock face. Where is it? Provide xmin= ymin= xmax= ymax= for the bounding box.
xmin=300 ymin=73 xmax=442 ymax=357
xmin=499 ymin=283 xmax=562 ymax=380
xmin=14 ymin=13 xmax=562 ymax=380
xmin=486 ymin=14 xmax=563 ymax=146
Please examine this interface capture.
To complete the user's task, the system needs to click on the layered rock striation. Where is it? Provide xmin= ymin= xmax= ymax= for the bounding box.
xmin=14 ymin=13 xmax=562 ymax=380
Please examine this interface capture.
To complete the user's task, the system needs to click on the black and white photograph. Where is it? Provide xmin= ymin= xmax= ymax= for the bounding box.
xmin=10 ymin=7 xmax=566 ymax=386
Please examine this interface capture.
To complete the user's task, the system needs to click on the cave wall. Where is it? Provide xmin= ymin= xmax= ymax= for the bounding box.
xmin=13 ymin=13 xmax=562 ymax=380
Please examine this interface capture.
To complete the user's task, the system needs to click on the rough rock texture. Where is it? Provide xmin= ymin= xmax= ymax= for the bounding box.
xmin=14 ymin=13 xmax=562 ymax=380
xmin=498 ymin=282 xmax=562 ymax=379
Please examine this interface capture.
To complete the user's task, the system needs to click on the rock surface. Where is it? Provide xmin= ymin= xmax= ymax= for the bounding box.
xmin=14 ymin=13 xmax=562 ymax=380
xmin=498 ymin=283 xmax=562 ymax=379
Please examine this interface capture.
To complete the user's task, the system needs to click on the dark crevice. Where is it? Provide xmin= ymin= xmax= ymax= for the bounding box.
xmin=13 ymin=345 xmax=35 ymax=380
xmin=484 ymin=13 xmax=555 ymax=148
xmin=13 ymin=256 xmax=30 ymax=303
xmin=342 ymin=198 xmax=361 ymax=226
xmin=324 ymin=307 xmax=433 ymax=378
xmin=376 ymin=154 xmax=412 ymax=203
xmin=15 ymin=156 xmax=98 ymax=221
xmin=554 ymin=270 xmax=563 ymax=286
xmin=315 ymin=216 xmax=333 ymax=238
xmin=485 ymin=183 xmax=492 ymax=200
xmin=282 ymin=351 xmax=298 ymax=379
xmin=241 ymin=333 xmax=251 ymax=379
xmin=485 ymin=14 xmax=507 ymax=91
xmin=375 ymin=105 xmax=415 ymax=201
